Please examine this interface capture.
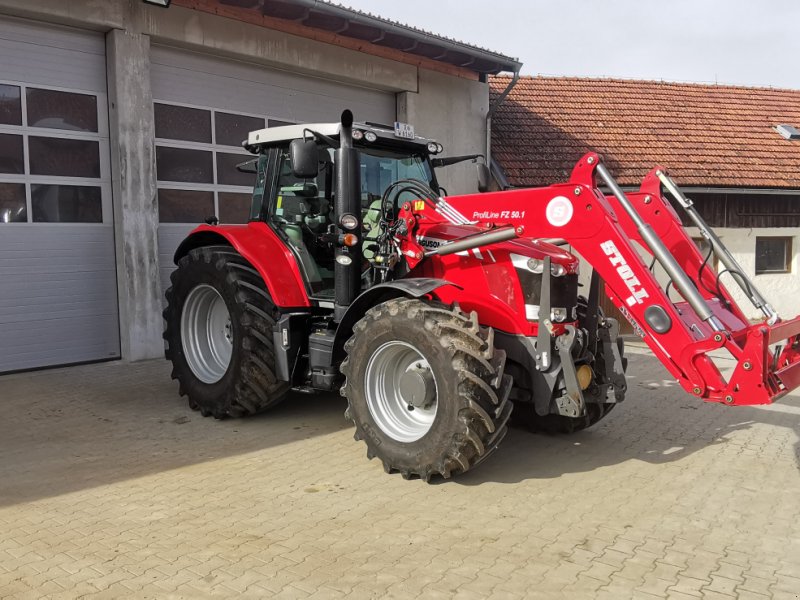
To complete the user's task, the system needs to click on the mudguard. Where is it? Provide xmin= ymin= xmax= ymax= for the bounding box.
xmin=173 ymin=222 xmax=311 ymax=308
xmin=332 ymin=278 xmax=461 ymax=362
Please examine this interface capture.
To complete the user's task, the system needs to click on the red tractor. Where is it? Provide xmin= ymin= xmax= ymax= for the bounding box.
xmin=164 ymin=110 xmax=800 ymax=480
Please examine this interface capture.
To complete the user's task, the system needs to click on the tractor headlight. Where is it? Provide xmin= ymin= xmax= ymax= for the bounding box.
xmin=527 ymin=258 xmax=544 ymax=273
xmin=340 ymin=213 xmax=359 ymax=230
xmin=352 ymin=129 xmax=364 ymax=141
xmin=550 ymin=263 xmax=567 ymax=277
xmin=427 ymin=142 xmax=442 ymax=154
xmin=364 ymin=131 xmax=377 ymax=142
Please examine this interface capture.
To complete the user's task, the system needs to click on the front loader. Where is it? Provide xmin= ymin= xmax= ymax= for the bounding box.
xmin=164 ymin=110 xmax=800 ymax=480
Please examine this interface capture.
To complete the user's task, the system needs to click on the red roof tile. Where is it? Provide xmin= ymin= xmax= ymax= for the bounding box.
xmin=489 ymin=76 xmax=800 ymax=189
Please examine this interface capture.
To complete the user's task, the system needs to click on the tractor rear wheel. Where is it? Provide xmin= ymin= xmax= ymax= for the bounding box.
xmin=341 ymin=298 xmax=513 ymax=480
xmin=163 ymin=245 xmax=289 ymax=418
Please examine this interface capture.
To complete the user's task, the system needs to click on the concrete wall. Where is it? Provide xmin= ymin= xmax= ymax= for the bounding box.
xmin=106 ymin=29 xmax=163 ymax=362
xmin=0 ymin=0 xmax=491 ymax=361
xmin=398 ymin=70 xmax=489 ymax=196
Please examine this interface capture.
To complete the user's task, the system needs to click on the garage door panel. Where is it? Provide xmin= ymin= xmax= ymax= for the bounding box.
xmin=0 ymin=18 xmax=106 ymax=93
xmin=0 ymin=17 xmax=118 ymax=373
xmin=0 ymin=289 xmax=117 ymax=317
xmin=0 ymin=314 xmax=119 ymax=371
xmin=151 ymin=46 xmax=396 ymax=124
xmin=158 ymin=224 xmax=195 ymax=297
xmin=1 ymin=278 xmax=116 ymax=302
xmin=0 ymin=227 xmax=116 ymax=273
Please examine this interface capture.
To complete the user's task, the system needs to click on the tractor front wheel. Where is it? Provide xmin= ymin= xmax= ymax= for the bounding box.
xmin=341 ymin=298 xmax=513 ymax=480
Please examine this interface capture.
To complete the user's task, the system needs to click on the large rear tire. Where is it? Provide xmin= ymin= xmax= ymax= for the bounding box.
xmin=341 ymin=298 xmax=513 ymax=480
xmin=163 ymin=245 xmax=289 ymax=418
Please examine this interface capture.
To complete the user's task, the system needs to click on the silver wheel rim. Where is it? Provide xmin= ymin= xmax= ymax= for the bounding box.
xmin=180 ymin=284 xmax=233 ymax=384
xmin=364 ymin=340 xmax=438 ymax=443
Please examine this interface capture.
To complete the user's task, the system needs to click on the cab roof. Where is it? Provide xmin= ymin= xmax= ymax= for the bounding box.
xmin=245 ymin=121 xmax=439 ymax=154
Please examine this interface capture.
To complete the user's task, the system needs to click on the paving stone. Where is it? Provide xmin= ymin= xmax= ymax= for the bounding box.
xmin=0 ymin=351 xmax=798 ymax=597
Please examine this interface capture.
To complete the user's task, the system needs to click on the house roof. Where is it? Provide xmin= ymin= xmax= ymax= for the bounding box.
xmin=211 ymin=0 xmax=521 ymax=75
xmin=489 ymin=76 xmax=800 ymax=190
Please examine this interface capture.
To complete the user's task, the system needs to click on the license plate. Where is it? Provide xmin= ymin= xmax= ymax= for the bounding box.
xmin=394 ymin=121 xmax=415 ymax=139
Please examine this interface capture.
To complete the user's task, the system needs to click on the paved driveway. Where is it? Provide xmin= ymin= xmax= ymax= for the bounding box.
xmin=1 ymin=347 xmax=799 ymax=599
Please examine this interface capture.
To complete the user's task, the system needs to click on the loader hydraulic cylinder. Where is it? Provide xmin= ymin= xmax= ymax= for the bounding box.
xmin=596 ymin=163 xmax=726 ymax=333
xmin=423 ymin=226 xmax=519 ymax=257
xmin=656 ymin=170 xmax=779 ymax=325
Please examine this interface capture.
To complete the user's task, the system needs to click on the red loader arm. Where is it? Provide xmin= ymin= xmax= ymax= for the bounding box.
xmin=401 ymin=152 xmax=800 ymax=405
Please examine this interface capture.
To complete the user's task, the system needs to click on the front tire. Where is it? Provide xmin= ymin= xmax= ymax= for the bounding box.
xmin=163 ymin=245 xmax=289 ymax=418
xmin=341 ymin=298 xmax=513 ymax=480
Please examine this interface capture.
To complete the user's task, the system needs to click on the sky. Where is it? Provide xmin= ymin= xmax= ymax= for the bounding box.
xmin=337 ymin=0 xmax=800 ymax=89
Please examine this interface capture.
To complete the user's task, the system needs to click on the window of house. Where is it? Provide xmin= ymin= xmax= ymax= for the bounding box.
xmin=0 ymin=82 xmax=107 ymax=224
xmin=755 ymin=237 xmax=792 ymax=274
xmin=154 ymin=102 xmax=270 ymax=224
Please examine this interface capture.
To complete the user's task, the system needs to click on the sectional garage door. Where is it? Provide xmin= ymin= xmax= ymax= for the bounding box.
xmin=0 ymin=17 xmax=119 ymax=372
xmin=150 ymin=46 xmax=397 ymax=294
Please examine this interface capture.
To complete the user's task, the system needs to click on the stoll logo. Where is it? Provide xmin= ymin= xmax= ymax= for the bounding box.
xmin=600 ymin=240 xmax=649 ymax=307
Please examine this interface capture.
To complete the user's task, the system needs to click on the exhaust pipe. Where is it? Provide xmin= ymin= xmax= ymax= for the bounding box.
xmin=334 ymin=110 xmax=362 ymax=322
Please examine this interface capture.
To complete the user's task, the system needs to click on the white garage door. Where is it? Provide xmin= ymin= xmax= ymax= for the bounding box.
xmin=150 ymin=46 xmax=397 ymax=294
xmin=0 ymin=17 xmax=119 ymax=372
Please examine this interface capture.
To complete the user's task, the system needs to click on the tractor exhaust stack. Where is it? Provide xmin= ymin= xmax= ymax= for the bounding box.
xmin=334 ymin=110 xmax=362 ymax=322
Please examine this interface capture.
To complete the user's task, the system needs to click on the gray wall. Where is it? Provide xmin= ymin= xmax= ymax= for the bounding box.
xmin=0 ymin=0 xmax=491 ymax=362
xmin=399 ymin=70 xmax=489 ymax=197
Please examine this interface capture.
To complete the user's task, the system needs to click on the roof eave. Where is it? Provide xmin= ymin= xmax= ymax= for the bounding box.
xmin=260 ymin=0 xmax=522 ymax=75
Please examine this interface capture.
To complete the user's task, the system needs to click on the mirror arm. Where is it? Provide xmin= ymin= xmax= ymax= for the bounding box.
xmin=303 ymin=128 xmax=339 ymax=149
xmin=431 ymin=154 xmax=485 ymax=168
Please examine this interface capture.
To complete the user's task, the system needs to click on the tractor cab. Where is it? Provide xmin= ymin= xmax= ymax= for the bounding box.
xmin=243 ymin=121 xmax=443 ymax=301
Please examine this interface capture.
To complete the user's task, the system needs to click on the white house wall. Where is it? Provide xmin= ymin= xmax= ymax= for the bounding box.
xmin=576 ymin=226 xmax=800 ymax=331
xmin=688 ymin=226 xmax=800 ymax=321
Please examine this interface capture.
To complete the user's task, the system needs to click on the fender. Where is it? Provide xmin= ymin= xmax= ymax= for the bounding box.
xmin=173 ymin=222 xmax=310 ymax=308
xmin=332 ymin=278 xmax=461 ymax=362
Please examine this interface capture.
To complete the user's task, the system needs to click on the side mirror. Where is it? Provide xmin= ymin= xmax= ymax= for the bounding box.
xmin=289 ymin=138 xmax=319 ymax=179
xmin=477 ymin=163 xmax=491 ymax=193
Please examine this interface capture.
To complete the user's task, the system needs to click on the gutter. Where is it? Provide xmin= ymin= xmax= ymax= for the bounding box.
xmin=290 ymin=0 xmax=521 ymax=74
xmin=486 ymin=70 xmax=520 ymax=187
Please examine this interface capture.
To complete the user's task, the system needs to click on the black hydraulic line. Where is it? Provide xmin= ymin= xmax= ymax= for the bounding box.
xmin=657 ymin=171 xmax=778 ymax=323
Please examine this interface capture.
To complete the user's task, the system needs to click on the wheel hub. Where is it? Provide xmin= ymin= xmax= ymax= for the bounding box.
xmin=180 ymin=284 xmax=233 ymax=384
xmin=399 ymin=364 xmax=435 ymax=409
xmin=364 ymin=341 xmax=438 ymax=443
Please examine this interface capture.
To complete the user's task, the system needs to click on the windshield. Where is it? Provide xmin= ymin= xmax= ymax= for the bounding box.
xmin=273 ymin=145 xmax=435 ymax=213
xmin=360 ymin=148 xmax=435 ymax=206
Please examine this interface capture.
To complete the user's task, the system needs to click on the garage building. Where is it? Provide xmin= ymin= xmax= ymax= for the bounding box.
xmin=0 ymin=0 xmax=520 ymax=372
